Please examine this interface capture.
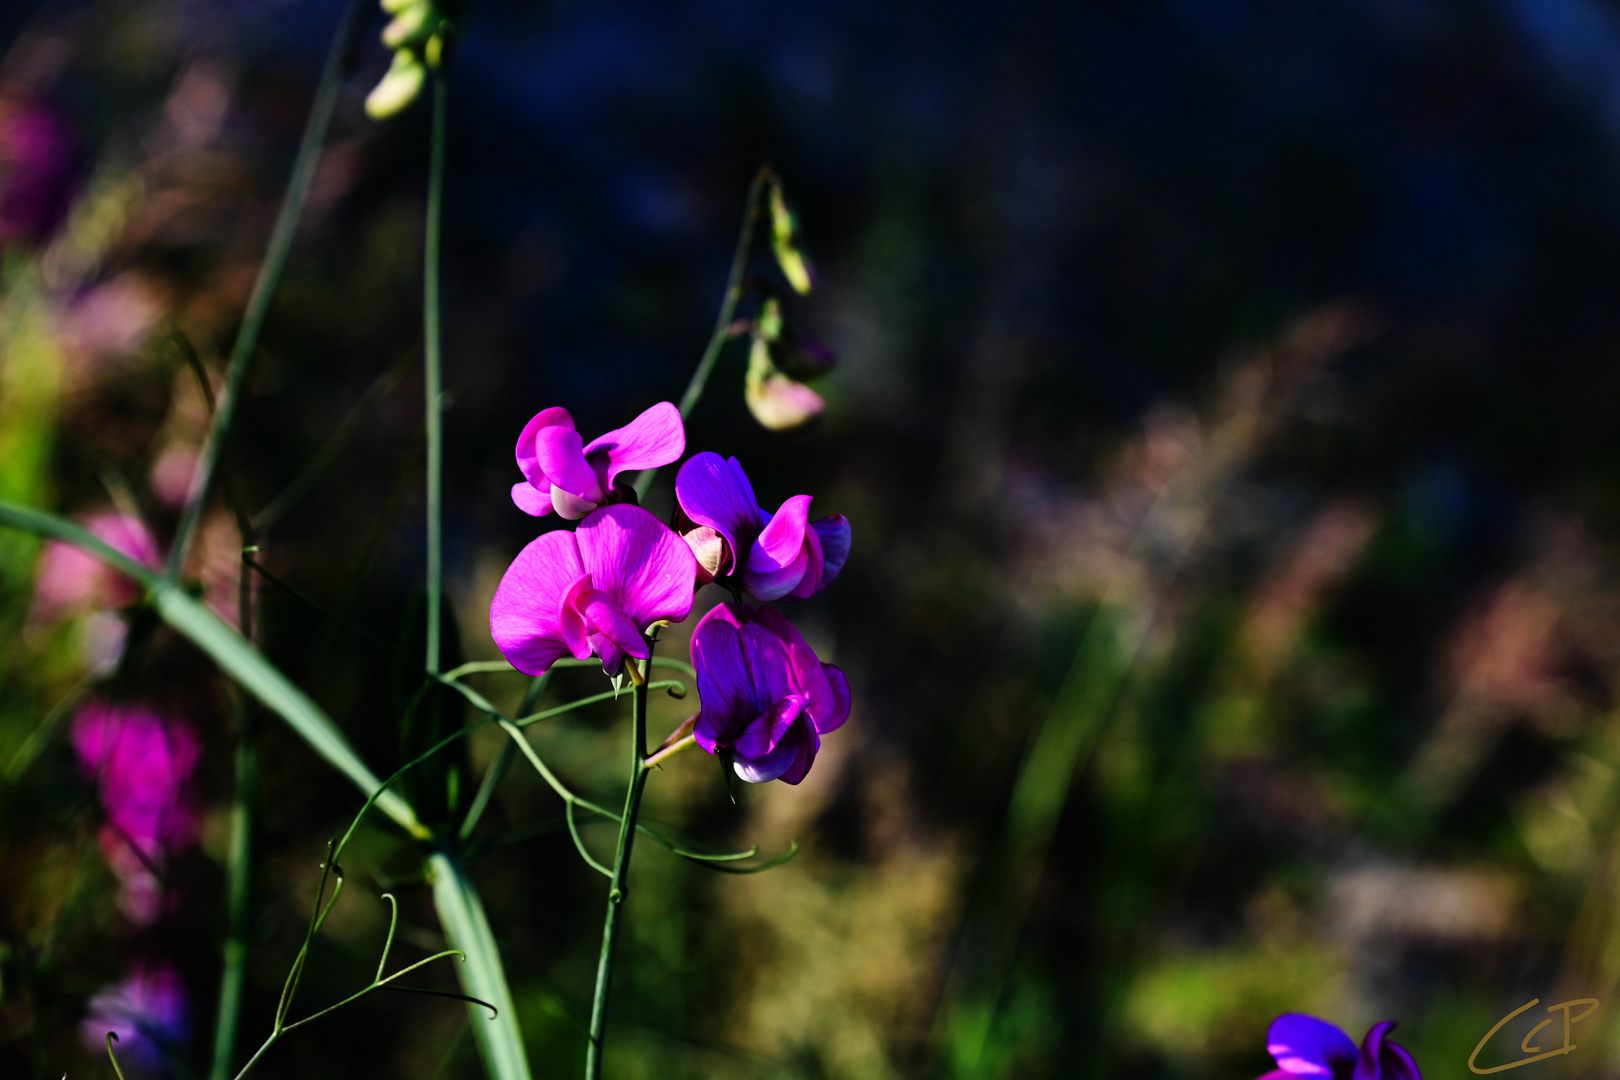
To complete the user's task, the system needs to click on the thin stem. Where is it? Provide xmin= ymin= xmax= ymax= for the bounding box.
xmin=424 ymin=72 xmax=449 ymax=675
xmin=633 ymin=167 xmax=770 ymax=500
xmin=584 ymin=657 xmax=652 ymax=1079
xmin=642 ymin=731 xmax=696 ymax=770
xmin=167 ymin=0 xmax=368 ymax=579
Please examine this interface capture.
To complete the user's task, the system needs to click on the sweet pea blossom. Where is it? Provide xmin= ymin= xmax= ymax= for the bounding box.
xmin=511 ymin=401 xmax=684 ymax=519
xmin=1260 ymin=1014 xmax=1422 ymax=1080
xmin=80 ymin=964 xmax=189 ymax=1070
xmin=72 ymin=701 xmax=200 ymax=924
xmin=691 ymin=602 xmax=849 ymax=784
xmin=33 ymin=511 xmax=159 ymax=622
xmin=491 ymin=503 xmax=697 ymax=677
xmin=674 ymin=451 xmax=850 ymax=601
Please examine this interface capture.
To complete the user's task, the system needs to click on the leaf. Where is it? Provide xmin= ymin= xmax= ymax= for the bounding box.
xmin=430 ymin=852 xmax=533 ymax=1080
xmin=0 ymin=499 xmax=423 ymax=836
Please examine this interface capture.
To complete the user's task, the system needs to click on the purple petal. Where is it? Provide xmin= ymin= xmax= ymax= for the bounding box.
xmin=558 ymin=574 xmax=596 ymax=660
xmin=747 ymin=606 xmax=832 ymax=715
xmin=786 ymin=521 xmax=825 ymax=600
xmin=771 ymin=721 xmax=820 ymax=785
xmin=490 ymin=530 xmax=585 ymax=676
xmin=810 ymin=514 xmax=851 ymax=591
xmin=744 ymin=494 xmax=814 ymax=601
xmin=1353 ymin=1023 xmax=1419 ymax=1080
xmin=1268 ymin=1014 xmax=1358 ymax=1079
xmin=820 ymin=663 xmax=851 ymax=734
xmin=514 ymin=406 xmax=575 ymax=489
xmin=585 ymin=401 xmax=685 ymax=493
xmin=692 ymin=608 xmax=755 ymax=752
xmin=676 ymin=453 xmax=763 ymax=570
xmin=732 ymin=729 xmax=802 ymax=783
xmin=734 ymin=694 xmax=808 ymax=759
xmin=511 ymin=481 xmax=553 ymax=517
xmin=581 ymin=593 xmax=650 ymax=676
xmin=574 ymin=504 xmax=697 ymax=629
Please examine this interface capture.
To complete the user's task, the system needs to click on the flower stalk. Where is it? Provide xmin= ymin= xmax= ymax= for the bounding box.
xmin=584 ymin=653 xmax=652 ymax=1080
xmin=424 ymin=71 xmax=449 ymax=675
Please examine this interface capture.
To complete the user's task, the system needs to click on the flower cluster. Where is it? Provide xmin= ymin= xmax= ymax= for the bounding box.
xmin=366 ymin=0 xmax=452 ymax=120
xmin=491 ymin=401 xmax=851 ymax=783
xmin=71 ymin=700 xmax=201 ymax=924
xmin=79 ymin=964 xmax=189 ymax=1071
xmin=1259 ymin=1014 xmax=1422 ymax=1080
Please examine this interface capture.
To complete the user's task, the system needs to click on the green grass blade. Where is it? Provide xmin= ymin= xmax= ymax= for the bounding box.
xmin=0 ymin=499 xmax=422 ymax=836
xmin=430 ymin=852 xmax=533 ymax=1080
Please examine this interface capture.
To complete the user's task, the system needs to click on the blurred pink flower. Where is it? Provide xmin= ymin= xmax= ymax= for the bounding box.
xmin=80 ymin=964 xmax=189 ymax=1070
xmin=71 ymin=701 xmax=200 ymax=924
xmin=33 ymin=512 xmax=159 ymax=622
xmin=0 ymin=94 xmax=74 ymax=246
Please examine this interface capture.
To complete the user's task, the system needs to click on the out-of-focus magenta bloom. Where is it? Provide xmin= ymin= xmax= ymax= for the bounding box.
xmin=80 ymin=964 xmax=189 ymax=1070
xmin=1260 ymin=1015 xmax=1422 ymax=1080
xmin=491 ymin=503 xmax=697 ymax=677
xmin=511 ymin=401 xmax=684 ymax=519
xmin=72 ymin=701 xmax=200 ymax=924
xmin=0 ymin=95 xmax=74 ymax=247
xmin=675 ymin=451 xmax=850 ymax=601
xmin=33 ymin=512 xmax=159 ymax=621
xmin=691 ymin=602 xmax=850 ymax=784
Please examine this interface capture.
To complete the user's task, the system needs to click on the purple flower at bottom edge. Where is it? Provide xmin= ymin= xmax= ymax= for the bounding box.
xmin=511 ymin=401 xmax=684 ymax=519
xmin=691 ymin=602 xmax=850 ymax=785
xmin=80 ymin=965 xmax=189 ymax=1070
xmin=674 ymin=451 xmax=851 ymax=602
xmin=1261 ymin=1014 xmax=1422 ymax=1080
xmin=491 ymin=503 xmax=697 ymax=677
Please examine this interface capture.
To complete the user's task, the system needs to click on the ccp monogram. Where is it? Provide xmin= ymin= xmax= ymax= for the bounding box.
xmin=1468 ymin=998 xmax=1600 ymax=1073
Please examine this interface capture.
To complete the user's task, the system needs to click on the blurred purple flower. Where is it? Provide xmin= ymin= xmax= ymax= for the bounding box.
xmin=71 ymin=701 xmax=200 ymax=924
xmin=1260 ymin=1015 xmax=1422 ymax=1080
xmin=674 ymin=451 xmax=851 ymax=601
xmin=0 ymin=94 xmax=74 ymax=246
xmin=491 ymin=503 xmax=697 ymax=677
xmin=691 ymin=602 xmax=850 ymax=784
xmin=511 ymin=401 xmax=684 ymax=519
xmin=80 ymin=964 xmax=189 ymax=1071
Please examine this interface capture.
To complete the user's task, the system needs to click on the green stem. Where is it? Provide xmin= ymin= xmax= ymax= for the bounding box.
xmin=424 ymin=72 xmax=449 ymax=674
xmin=209 ymin=562 xmax=259 ymax=1080
xmin=166 ymin=0 xmax=368 ymax=579
xmin=584 ymin=661 xmax=651 ymax=1079
xmin=633 ymin=167 xmax=770 ymax=501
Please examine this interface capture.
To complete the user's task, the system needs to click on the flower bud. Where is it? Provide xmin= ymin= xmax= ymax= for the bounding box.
xmin=682 ymin=526 xmax=727 ymax=585
xmin=768 ymin=178 xmax=814 ymax=296
xmin=746 ymin=337 xmax=825 ymax=430
xmin=383 ymin=2 xmax=442 ymax=49
xmin=366 ymin=49 xmax=427 ymax=120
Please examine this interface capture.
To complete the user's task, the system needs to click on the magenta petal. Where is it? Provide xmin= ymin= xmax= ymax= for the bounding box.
xmin=490 ymin=530 xmax=585 ymax=676
xmin=1268 ymin=1015 xmax=1358 ymax=1079
xmin=581 ymin=595 xmax=649 ymax=661
xmin=810 ymin=515 xmax=851 ymax=591
xmin=586 ymin=401 xmax=685 ymax=492
xmin=558 ymin=575 xmax=596 ymax=660
xmin=735 ymin=695 xmax=809 ymax=759
xmin=575 ymin=504 xmax=697 ymax=629
xmin=820 ymin=664 xmax=851 ymax=734
xmin=786 ymin=522 xmax=825 ymax=600
xmin=676 ymin=453 xmax=764 ymax=569
xmin=515 ymin=406 xmax=575 ymax=488
xmin=745 ymin=494 xmax=814 ymax=601
xmin=535 ymin=425 xmax=607 ymax=511
xmin=511 ymin=481 xmax=553 ymax=517
xmin=772 ymin=722 xmax=820 ymax=785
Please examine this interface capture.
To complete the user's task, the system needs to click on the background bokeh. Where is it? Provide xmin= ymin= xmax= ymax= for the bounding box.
xmin=6 ymin=0 xmax=1620 ymax=1077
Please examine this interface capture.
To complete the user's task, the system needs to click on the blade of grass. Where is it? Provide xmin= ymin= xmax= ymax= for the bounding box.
xmin=430 ymin=851 xmax=533 ymax=1080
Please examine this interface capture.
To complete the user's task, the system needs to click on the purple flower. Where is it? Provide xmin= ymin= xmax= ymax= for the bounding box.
xmin=674 ymin=451 xmax=851 ymax=601
xmin=691 ymin=602 xmax=850 ymax=784
xmin=0 ymin=95 xmax=75 ymax=247
xmin=1260 ymin=1015 xmax=1422 ymax=1080
xmin=491 ymin=503 xmax=697 ymax=677
xmin=71 ymin=701 xmax=200 ymax=924
xmin=511 ymin=401 xmax=685 ymax=519
xmin=80 ymin=964 xmax=189 ymax=1070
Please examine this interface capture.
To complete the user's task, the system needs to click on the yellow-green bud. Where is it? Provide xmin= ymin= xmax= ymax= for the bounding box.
xmin=365 ymin=49 xmax=426 ymax=120
xmin=768 ymin=178 xmax=814 ymax=295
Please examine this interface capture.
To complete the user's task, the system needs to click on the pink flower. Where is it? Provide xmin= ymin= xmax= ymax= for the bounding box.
xmin=0 ymin=95 xmax=74 ymax=247
xmin=491 ymin=503 xmax=698 ymax=677
xmin=511 ymin=401 xmax=685 ymax=519
xmin=71 ymin=701 xmax=200 ymax=923
xmin=32 ymin=512 xmax=159 ymax=621
xmin=691 ymin=602 xmax=849 ymax=784
xmin=674 ymin=452 xmax=850 ymax=601
xmin=80 ymin=965 xmax=189 ymax=1070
